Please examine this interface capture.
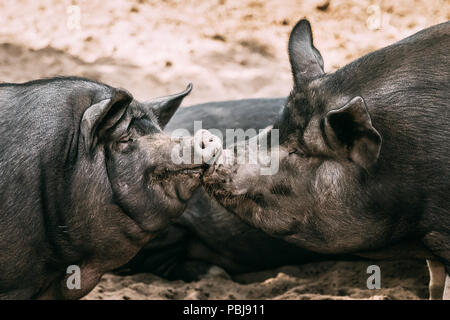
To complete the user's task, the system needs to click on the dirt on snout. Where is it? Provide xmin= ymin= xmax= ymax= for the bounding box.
xmin=85 ymin=260 xmax=429 ymax=300
xmin=0 ymin=0 xmax=448 ymax=300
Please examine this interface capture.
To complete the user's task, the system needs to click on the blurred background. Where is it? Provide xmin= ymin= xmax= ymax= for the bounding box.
xmin=1 ymin=0 xmax=448 ymax=300
xmin=0 ymin=0 xmax=448 ymax=105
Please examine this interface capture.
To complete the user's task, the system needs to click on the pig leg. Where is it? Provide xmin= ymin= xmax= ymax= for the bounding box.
xmin=424 ymin=231 xmax=450 ymax=300
xmin=426 ymin=260 xmax=445 ymax=299
xmin=444 ymin=274 xmax=450 ymax=300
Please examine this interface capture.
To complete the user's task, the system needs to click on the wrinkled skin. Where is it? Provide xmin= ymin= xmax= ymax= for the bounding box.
xmin=203 ymin=20 xmax=450 ymax=294
xmin=0 ymin=77 xmax=218 ymax=299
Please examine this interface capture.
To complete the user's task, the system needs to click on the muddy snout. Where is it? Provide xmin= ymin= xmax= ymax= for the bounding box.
xmin=193 ymin=129 xmax=223 ymax=164
xmin=170 ymin=129 xmax=223 ymax=168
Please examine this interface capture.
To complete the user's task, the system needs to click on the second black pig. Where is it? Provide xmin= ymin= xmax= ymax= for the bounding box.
xmin=203 ymin=20 xmax=450 ymax=298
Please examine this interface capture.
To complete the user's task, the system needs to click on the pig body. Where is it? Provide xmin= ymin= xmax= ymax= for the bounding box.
xmin=201 ymin=21 xmax=450 ymax=296
xmin=0 ymin=77 xmax=216 ymax=299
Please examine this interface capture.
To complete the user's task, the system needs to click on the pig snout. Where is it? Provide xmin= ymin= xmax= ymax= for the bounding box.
xmin=193 ymin=129 xmax=223 ymax=164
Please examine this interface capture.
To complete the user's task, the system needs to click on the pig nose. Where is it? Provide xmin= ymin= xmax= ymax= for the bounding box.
xmin=193 ymin=129 xmax=222 ymax=164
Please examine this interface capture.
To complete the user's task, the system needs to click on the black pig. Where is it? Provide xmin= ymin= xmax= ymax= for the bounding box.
xmin=203 ymin=20 xmax=450 ymax=298
xmin=0 ymin=77 xmax=220 ymax=299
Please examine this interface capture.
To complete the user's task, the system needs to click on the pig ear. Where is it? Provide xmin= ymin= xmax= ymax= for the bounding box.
xmin=324 ymin=97 xmax=382 ymax=169
xmin=288 ymin=19 xmax=324 ymax=88
xmin=81 ymin=88 xmax=133 ymax=154
xmin=145 ymin=83 xmax=193 ymax=128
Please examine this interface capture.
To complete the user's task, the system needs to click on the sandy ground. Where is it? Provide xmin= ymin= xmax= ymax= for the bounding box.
xmin=0 ymin=0 xmax=448 ymax=300
xmin=86 ymin=260 xmax=429 ymax=300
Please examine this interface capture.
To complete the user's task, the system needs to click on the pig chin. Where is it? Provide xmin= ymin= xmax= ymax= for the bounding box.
xmin=173 ymin=171 xmax=203 ymax=201
xmin=149 ymin=167 xmax=204 ymax=204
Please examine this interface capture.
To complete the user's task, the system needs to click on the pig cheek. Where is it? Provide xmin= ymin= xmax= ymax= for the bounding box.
xmin=212 ymin=163 xmax=257 ymax=195
xmin=313 ymin=161 xmax=345 ymax=201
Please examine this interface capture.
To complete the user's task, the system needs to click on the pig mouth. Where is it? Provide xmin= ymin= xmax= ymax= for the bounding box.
xmin=150 ymin=164 xmax=208 ymax=181
xmin=202 ymin=178 xmax=253 ymax=215
xmin=202 ymin=164 xmax=244 ymax=204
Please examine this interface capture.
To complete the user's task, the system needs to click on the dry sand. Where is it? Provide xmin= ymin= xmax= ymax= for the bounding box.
xmin=0 ymin=0 xmax=448 ymax=300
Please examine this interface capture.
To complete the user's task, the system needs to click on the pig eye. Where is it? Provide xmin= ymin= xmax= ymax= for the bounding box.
xmin=289 ymin=147 xmax=307 ymax=157
xmin=118 ymin=134 xmax=134 ymax=145
xmin=115 ymin=135 xmax=135 ymax=153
